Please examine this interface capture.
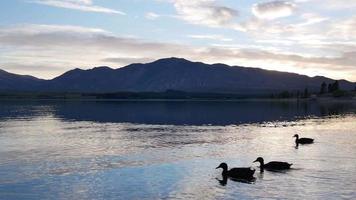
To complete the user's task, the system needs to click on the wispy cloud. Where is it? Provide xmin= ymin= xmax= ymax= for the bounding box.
xmin=29 ymin=0 xmax=125 ymax=14
xmin=188 ymin=34 xmax=233 ymax=42
xmin=252 ymin=0 xmax=296 ymax=20
xmin=306 ymin=0 xmax=356 ymax=10
xmin=173 ymin=0 xmax=239 ymax=28
xmin=145 ymin=12 xmax=160 ymax=20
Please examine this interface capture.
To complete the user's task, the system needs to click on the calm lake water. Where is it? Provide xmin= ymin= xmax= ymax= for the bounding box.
xmin=0 ymin=100 xmax=356 ymax=199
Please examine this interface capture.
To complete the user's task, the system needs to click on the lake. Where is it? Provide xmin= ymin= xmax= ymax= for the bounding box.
xmin=0 ymin=100 xmax=356 ymax=199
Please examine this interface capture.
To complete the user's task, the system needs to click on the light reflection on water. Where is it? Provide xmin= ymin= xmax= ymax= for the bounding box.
xmin=0 ymin=101 xmax=355 ymax=199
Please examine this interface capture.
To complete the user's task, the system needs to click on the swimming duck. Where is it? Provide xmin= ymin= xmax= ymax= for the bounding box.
xmin=216 ymin=162 xmax=255 ymax=179
xmin=294 ymin=134 xmax=314 ymax=145
xmin=253 ymin=157 xmax=292 ymax=171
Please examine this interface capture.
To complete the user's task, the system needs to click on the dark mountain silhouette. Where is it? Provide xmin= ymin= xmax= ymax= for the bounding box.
xmin=0 ymin=58 xmax=355 ymax=94
xmin=0 ymin=69 xmax=44 ymax=91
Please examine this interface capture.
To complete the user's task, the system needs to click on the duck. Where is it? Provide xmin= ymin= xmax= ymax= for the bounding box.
xmin=253 ymin=157 xmax=292 ymax=172
xmin=294 ymin=134 xmax=314 ymax=145
xmin=216 ymin=162 xmax=255 ymax=179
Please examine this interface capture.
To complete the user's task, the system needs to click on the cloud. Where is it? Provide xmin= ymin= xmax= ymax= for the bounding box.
xmin=328 ymin=16 xmax=356 ymax=40
xmin=307 ymin=0 xmax=356 ymax=10
xmin=173 ymin=0 xmax=239 ymax=28
xmin=101 ymin=57 xmax=152 ymax=64
xmin=0 ymin=24 xmax=190 ymax=78
xmin=187 ymin=34 xmax=233 ymax=42
xmin=266 ymin=15 xmax=356 ymax=45
xmin=234 ymin=11 xmax=356 ymax=56
xmin=252 ymin=1 xmax=296 ymax=20
xmin=29 ymin=0 xmax=125 ymax=14
xmin=145 ymin=12 xmax=160 ymax=20
xmin=296 ymin=13 xmax=329 ymax=26
xmin=0 ymin=24 xmax=355 ymax=81
xmin=0 ymin=24 xmax=109 ymax=35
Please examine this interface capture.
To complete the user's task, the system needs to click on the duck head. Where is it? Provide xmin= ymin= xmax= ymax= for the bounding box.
xmin=253 ymin=157 xmax=264 ymax=166
xmin=293 ymin=134 xmax=299 ymax=139
xmin=216 ymin=163 xmax=228 ymax=171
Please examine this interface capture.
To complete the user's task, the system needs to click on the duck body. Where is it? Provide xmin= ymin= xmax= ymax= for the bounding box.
xmin=225 ymin=167 xmax=256 ymax=179
xmin=216 ymin=163 xmax=255 ymax=179
xmin=294 ymin=134 xmax=314 ymax=144
xmin=297 ymin=138 xmax=314 ymax=144
xmin=254 ymin=157 xmax=292 ymax=171
xmin=264 ymin=161 xmax=293 ymax=170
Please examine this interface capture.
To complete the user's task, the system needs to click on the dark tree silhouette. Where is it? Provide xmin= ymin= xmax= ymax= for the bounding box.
xmin=327 ymin=81 xmax=341 ymax=93
xmin=328 ymin=83 xmax=332 ymax=93
xmin=320 ymin=82 xmax=327 ymax=94
xmin=279 ymin=91 xmax=290 ymax=98
xmin=332 ymin=80 xmax=339 ymax=92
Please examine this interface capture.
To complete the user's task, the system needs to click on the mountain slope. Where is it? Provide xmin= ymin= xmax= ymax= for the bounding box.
xmin=0 ymin=58 xmax=355 ymax=94
xmin=0 ymin=69 xmax=44 ymax=91
xmin=44 ymin=57 xmax=355 ymax=93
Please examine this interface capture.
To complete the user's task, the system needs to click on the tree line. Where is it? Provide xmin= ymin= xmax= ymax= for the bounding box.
xmin=271 ymin=80 xmax=355 ymax=99
xmin=319 ymin=81 xmax=339 ymax=94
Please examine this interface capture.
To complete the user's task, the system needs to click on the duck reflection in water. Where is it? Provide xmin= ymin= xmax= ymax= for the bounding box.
xmin=216 ymin=175 xmax=256 ymax=186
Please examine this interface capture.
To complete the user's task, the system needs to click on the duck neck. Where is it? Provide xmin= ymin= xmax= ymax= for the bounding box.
xmin=295 ymin=136 xmax=299 ymax=143
xmin=221 ymin=167 xmax=228 ymax=175
xmin=259 ymin=160 xmax=264 ymax=169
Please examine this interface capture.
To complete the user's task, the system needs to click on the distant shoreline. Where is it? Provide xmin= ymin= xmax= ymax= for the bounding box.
xmin=0 ymin=96 xmax=355 ymax=103
xmin=0 ymin=90 xmax=355 ymax=102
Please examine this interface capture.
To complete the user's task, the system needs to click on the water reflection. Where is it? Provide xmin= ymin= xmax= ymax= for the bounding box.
xmin=217 ymin=175 xmax=256 ymax=186
xmin=0 ymin=100 xmax=355 ymax=125
xmin=0 ymin=101 xmax=356 ymax=199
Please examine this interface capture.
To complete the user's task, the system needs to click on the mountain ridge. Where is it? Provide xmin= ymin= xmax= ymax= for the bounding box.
xmin=0 ymin=58 xmax=355 ymax=94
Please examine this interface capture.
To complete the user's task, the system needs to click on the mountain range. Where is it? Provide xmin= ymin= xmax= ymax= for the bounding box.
xmin=0 ymin=57 xmax=355 ymax=94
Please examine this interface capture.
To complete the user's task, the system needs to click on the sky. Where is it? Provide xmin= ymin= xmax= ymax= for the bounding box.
xmin=0 ymin=0 xmax=355 ymax=81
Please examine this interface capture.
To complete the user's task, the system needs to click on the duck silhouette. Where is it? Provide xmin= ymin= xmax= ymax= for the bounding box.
xmin=253 ymin=157 xmax=292 ymax=172
xmin=216 ymin=162 xmax=255 ymax=180
xmin=294 ymin=134 xmax=314 ymax=145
